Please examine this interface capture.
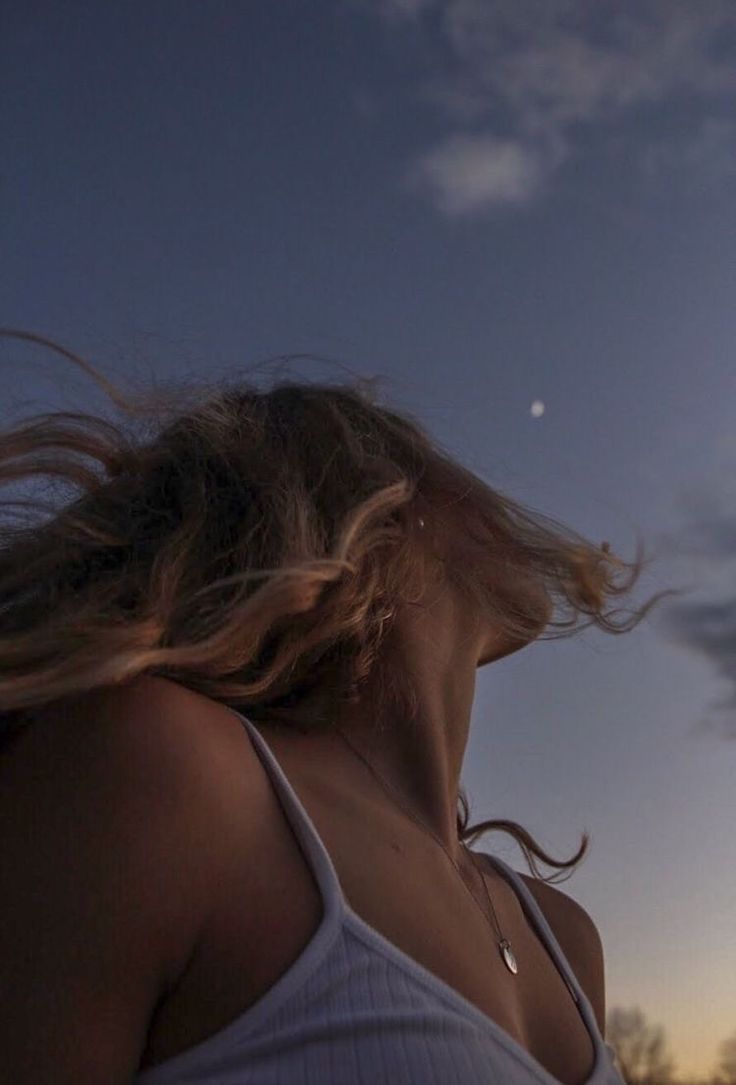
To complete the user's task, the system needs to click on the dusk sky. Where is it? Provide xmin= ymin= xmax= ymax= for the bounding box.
xmin=2 ymin=3 xmax=736 ymax=1079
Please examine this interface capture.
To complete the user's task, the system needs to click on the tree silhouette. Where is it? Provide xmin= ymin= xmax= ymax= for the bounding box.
xmin=606 ymin=1006 xmax=677 ymax=1084
xmin=712 ymin=1029 xmax=736 ymax=1085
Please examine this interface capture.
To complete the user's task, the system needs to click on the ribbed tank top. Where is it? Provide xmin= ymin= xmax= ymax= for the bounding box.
xmin=133 ymin=708 xmax=626 ymax=1084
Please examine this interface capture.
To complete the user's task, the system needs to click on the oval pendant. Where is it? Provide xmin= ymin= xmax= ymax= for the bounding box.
xmin=500 ymin=939 xmax=518 ymax=975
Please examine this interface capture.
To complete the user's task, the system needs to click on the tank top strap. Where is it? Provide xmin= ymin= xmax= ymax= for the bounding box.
xmin=476 ymin=850 xmax=603 ymax=1046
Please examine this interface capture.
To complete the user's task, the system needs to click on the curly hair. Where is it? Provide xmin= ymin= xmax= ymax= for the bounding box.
xmin=0 ymin=329 xmax=687 ymax=883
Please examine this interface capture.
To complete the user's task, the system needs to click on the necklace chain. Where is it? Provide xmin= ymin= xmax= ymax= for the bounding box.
xmin=334 ymin=725 xmax=519 ymax=976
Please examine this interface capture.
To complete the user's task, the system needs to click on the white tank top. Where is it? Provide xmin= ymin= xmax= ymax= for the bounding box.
xmin=133 ymin=708 xmax=626 ymax=1085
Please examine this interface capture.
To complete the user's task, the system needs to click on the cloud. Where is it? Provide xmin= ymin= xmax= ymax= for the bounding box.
xmin=651 ymin=484 xmax=736 ymax=740
xmin=401 ymin=133 xmax=550 ymax=213
xmin=658 ymin=590 xmax=736 ymax=741
xmin=438 ymin=1 xmax=736 ymax=127
xmin=368 ymin=0 xmax=736 ymax=213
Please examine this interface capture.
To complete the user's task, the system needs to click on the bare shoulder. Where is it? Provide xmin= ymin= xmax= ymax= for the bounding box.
xmin=0 ymin=675 xmax=265 ymax=1081
xmin=518 ymin=871 xmax=606 ymax=1034
xmin=517 ymin=871 xmax=596 ymax=937
xmin=7 ymin=673 xmax=256 ymax=790
xmin=1 ymin=674 xmax=265 ymax=972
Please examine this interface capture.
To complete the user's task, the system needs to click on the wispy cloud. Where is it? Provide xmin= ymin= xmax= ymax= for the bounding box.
xmin=653 ymin=484 xmax=736 ymax=740
xmin=369 ymin=0 xmax=736 ymax=214
xmin=401 ymin=134 xmax=549 ymax=212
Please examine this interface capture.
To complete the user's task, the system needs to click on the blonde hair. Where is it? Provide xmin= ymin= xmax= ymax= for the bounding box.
xmin=0 ymin=330 xmax=686 ymax=883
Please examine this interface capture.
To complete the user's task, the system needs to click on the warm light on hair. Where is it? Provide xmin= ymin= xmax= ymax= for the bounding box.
xmin=0 ymin=329 xmax=687 ymax=883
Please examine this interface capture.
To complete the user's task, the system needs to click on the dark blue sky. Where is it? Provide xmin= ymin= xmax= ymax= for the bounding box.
xmin=3 ymin=3 xmax=736 ymax=1074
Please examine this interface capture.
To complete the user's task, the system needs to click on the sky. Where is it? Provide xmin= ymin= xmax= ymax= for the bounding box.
xmin=2 ymin=2 xmax=736 ymax=1078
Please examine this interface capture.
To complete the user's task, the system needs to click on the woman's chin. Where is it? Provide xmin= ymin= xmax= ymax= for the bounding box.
xmin=476 ymin=635 xmax=529 ymax=667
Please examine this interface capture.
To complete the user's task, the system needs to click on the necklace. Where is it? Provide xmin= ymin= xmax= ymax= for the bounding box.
xmin=334 ymin=725 xmax=519 ymax=976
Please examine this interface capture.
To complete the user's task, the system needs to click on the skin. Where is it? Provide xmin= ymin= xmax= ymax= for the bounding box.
xmin=316 ymin=510 xmax=554 ymax=871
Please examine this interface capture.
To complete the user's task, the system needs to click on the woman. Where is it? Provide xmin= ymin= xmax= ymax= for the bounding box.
xmin=0 ymin=331 xmax=681 ymax=1083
